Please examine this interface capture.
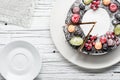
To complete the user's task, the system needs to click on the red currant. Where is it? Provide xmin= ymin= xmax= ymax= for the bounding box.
xmin=90 ymin=36 xmax=94 ymax=41
xmin=90 ymin=0 xmax=100 ymax=11
xmin=93 ymin=7 xmax=97 ymax=11
xmin=96 ymin=1 xmax=100 ymax=5
xmin=92 ymin=42 xmax=96 ymax=46
xmin=87 ymin=44 xmax=92 ymax=50
xmin=95 ymin=5 xmax=99 ymax=8
xmin=106 ymin=31 xmax=110 ymax=35
xmin=91 ymin=4 xmax=95 ymax=8
xmin=85 ymin=43 xmax=89 ymax=47
xmin=93 ymin=36 xmax=97 ymax=40
xmin=100 ymin=36 xmax=107 ymax=44
xmin=92 ymin=1 xmax=97 ymax=4
xmin=87 ymin=40 xmax=91 ymax=43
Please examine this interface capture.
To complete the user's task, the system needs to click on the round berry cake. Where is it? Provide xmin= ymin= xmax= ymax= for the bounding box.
xmin=63 ymin=0 xmax=120 ymax=55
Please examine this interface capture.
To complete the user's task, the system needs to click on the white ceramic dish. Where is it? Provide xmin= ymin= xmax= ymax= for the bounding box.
xmin=0 ymin=41 xmax=42 ymax=80
xmin=50 ymin=0 xmax=120 ymax=69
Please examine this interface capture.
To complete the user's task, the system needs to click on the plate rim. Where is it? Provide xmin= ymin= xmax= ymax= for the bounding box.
xmin=0 ymin=40 xmax=42 ymax=80
xmin=50 ymin=0 xmax=120 ymax=70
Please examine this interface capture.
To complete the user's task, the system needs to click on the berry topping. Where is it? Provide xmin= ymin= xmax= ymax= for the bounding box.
xmin=85 ymin=43 xmax=89 ymax=47
xmin=84 ymin=35 xmax=98 ymax=50
xmin=63 ymin=0 xmax=120 ymax=55
xmin=115 ymin=13 xmax=120 ymax=21
xmin=95 ymin=42 xmax=102 ymax=50
xmin=107 ymin=39 xmax=114 ymax=46
xmin=114 ymin=24 xmax=120 ymax=35
xmin=90 ymin=36 xmax=94 ymax=41
xmin=92 ymin=1 xmax=97 ymax=4
xmin=72 ymin=6 xmax=80 ymax=13
xmin=90 ymin=0 xmax=100 ymax=11
xmin=106 ymin=31 xmax=114 ymax=36
xmin=103 ymin=43 xmax=108 ymax=51
xmin=87 ymin=43 xmax=93 ymax=51
xmin=96 ymin=0 xmax=100 ymax=5
xmin=100 ymin=36 xmax=107 ymax=44
xmin=79 ymin=4 xmax=85 ymax=10
xmin=112 ymin=19 xmax=118 ymax=25
xmin=67 ymin=25 xmax=76 ymax=33
xmin=109 ymin=3 xmax=118 ymax=12
xmin=106 ymin=31 xmax=116 ymax=40
xmin=102 ymin=0 xmax=111 ymax=6
xmin=83 ymin=0 xmax=93 ymax=5
xmin=92 ymin=42 xmax=96 ymax=46
xmin=71 ymin=14 xmax=80 ymax=24
xmin=87 ymin=40 xmax=91 ymax=43
xmin=69 ymin=37 xmax=83 ymax=46
xmin=90 ymin=35 xmax=97 ymax=41
xmin=116 ymin=40 xmax=120 ymax=46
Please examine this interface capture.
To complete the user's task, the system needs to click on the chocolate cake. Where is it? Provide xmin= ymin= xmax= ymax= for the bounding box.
xmin=63 ymin=0 xmax=120 ymax=55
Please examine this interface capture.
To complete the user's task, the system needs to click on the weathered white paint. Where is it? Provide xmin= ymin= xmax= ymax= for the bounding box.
xmin=0 ymin=0 xmax=120 ymax=80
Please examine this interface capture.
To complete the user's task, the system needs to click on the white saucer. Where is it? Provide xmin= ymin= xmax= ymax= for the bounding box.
xmin=50 ymin=0 xmax=120 ymax=69
xmin=0 ymin=41 xmax=42 ymax=80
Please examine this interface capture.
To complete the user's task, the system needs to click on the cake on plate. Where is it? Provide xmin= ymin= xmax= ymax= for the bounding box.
xmin=63 ymin=0 xmax=120 ymax=55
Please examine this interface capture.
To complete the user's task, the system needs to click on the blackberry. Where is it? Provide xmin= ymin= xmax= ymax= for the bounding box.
xmin=79 ymin=3 xmax=85 ymax=10
xmin=103 ymin=43 xmax=108 ymax=51
xmin=115 ymin=13 xmax=120 ymax=21
xmin=112 ymin=19 xmax=118 ymax=25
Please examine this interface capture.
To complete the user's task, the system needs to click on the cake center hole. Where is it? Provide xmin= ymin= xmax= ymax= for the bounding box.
xmin=81 ymin=8 xmax=111 ymax=36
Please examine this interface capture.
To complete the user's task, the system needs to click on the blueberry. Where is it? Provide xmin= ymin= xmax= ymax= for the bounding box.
xmin=112 ymin=19 xmax=118 ymax=25
xmin=74 ymin=27 xmax=83 ymax=36
xmin=103 ymin=43 xmax=108 ymax=51
xmin=115 ymin=13 xmax=120 ymax=21
xmin=79 ymin=3 xmax=85 ymax=10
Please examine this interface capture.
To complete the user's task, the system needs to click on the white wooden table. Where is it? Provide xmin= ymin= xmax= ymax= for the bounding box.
xmin=0 ymin=0 xmax=120 ymax=80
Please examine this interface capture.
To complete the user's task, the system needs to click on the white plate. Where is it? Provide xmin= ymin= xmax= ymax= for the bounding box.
xmin=0 ymin=41 xmax=42 ymax=80
xmin=50 ymin=0 xmax=120 ymax=69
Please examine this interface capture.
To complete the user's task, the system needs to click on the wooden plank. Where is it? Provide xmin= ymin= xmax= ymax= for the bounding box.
xmin=0 ymin=0 xmax=120 ymax=80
